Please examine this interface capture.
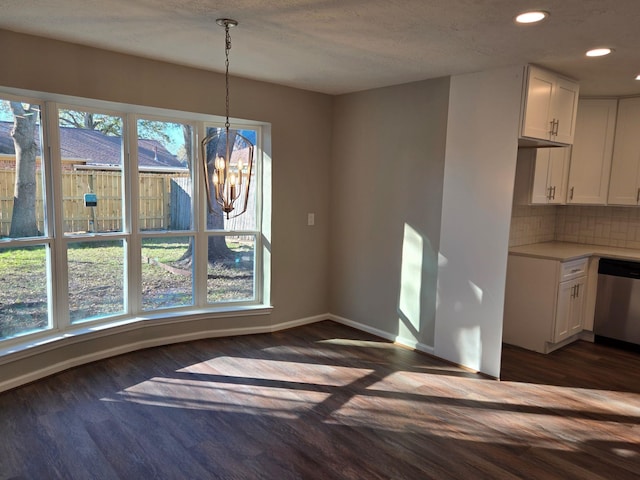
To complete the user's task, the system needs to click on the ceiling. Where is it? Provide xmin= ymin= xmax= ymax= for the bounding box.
xmin=1 ymin=0 xmax=639 ymax=96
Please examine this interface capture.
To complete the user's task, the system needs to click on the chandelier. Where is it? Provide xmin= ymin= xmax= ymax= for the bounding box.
xmin=202 ymin=18 xmax=254 ymax=219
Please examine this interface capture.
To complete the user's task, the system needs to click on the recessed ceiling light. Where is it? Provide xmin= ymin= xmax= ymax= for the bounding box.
xmin=586 ymin=48 xmax=613 ymax=57
xmin=635 ymin=74 xmax=640 ymax=81
xmin=515 ymin=11 xmax=549 ymax=24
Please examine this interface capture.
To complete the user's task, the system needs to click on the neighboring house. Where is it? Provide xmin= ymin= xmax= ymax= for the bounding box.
xmin=0 ymin=120 xmax=185 ymax=171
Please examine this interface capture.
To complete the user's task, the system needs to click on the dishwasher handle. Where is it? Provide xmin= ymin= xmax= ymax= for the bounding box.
xmin=598 ymin=258 xmax=640 ymax=278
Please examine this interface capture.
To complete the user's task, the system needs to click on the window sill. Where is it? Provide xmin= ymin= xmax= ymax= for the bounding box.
xmin=0 ymin=304 xmax=273 ymax=364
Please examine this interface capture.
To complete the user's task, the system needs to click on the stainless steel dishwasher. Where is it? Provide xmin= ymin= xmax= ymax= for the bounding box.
xmin=594 ymin=258 xmax=640 ymax=349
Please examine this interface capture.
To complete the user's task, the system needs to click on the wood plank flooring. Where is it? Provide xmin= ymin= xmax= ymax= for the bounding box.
xmin=1 ymin=320 xmax=639 ymax=479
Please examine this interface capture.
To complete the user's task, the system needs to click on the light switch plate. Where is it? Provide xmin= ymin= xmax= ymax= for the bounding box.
xmin=307 ymin=213 xmax=315 ymax=226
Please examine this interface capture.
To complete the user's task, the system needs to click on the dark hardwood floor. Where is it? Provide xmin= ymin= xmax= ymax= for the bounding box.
xmin=1 ymin=320 xmax=639 ymax=479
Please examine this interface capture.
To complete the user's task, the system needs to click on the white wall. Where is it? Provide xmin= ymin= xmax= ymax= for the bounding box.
xmin=434 ymin=66 xmax=523 ymax=378
xmin=330 ymin=77 xmax=450 ymax=351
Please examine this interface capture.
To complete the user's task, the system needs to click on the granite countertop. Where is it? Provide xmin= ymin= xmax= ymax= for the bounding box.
xmin=509 ymin=241 xmax=640 ymax=262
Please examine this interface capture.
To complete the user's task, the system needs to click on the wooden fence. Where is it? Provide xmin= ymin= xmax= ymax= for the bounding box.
xmin=0 ymin=170 xmax=190 ymax=236
xmin=0 ymin=169 xmax=257 ymax=236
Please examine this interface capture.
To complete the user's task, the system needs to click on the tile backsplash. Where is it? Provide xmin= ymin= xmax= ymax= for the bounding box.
xmin=509 ymin=204 xmax=557 ymax=246
xmin=509 ymin=204 xmax=640 ymax=248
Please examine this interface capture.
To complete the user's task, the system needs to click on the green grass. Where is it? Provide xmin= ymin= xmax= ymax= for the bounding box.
xmin=142 ymin=237 xmax=190 ymax=263
xmin=1 ymin=238 xmax=255 ymax=340
xmin=0 ymin=245 xmax=46 ymax=272
xmin=0 ymin=245 xmax=49 ymax=339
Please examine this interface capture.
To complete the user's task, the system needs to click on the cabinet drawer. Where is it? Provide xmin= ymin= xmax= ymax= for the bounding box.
xmin=560 ymin=258 xmax=588 ymax=281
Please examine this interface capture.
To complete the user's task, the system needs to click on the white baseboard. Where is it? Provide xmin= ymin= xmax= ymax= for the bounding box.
xmin=272 ymin=314 xmax=329 ymax=332
xmin=328 ymin=314 xmax=435 ymax=356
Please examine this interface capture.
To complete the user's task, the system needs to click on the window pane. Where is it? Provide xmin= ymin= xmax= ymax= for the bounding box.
xmin=59 ymin=109 xmax=124 ymax=235
xmin=0 ymin=245 xmax=50 ymax=340
xmin=0 ymin=99 xmax=46 ymax=239
xmin=204 ymin=127 xmax=257 ymax=231
xmin=68 ymin=240 xmax=125 ymax=323
xmin=207 ymin=235 xmax=255 ymax=303
xmin=141 ymin=236 xmax=193 ymax=310
xmin=138 ymin=119 xmax=192 ymax=232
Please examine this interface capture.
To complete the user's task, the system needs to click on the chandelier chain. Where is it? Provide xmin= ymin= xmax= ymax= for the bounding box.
xmin=224 ymin=23 xmax=231 ymax=130
xmin=202 ymin=18 xmax=253 ymax=219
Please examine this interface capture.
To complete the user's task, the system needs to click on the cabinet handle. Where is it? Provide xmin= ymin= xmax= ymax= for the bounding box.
xmin=554 ymin=119 xmax=560 ymax=136
xmin=547 ymin=186 xmax=553 ymax=200
xmin=569 ymin=186 xmax=574 ymax=200
xmin=576 ymin=284 xmax=580 ymax=298
xmin=570 ymin=285 xmax=575 ymax=298
xmin=636 ymin=188 xmax=640 ymax=203
xmin=551 ymin=186 xmax=556 ymax=200
xmin=549 ymin=119 xmax=555 ymax=135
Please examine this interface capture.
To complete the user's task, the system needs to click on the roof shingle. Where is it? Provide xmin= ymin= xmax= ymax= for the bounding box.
xmin=0 ymin=120 xmax=184 ymax=169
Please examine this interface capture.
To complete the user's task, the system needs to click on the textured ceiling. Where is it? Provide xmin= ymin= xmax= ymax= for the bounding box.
xmin=0 ymin=0 xmax=639 ymax=96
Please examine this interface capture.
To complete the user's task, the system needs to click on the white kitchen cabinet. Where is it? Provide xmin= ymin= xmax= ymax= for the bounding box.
xmin=513 ymin=147 xmax=570 ymax=204
xmin=567 ymin=99 xmax=617 ymax=205
xmin=520 ymin=65 xmax=580 ymax=145
xmin=608 ymin=97 xmax=640 ymax=205
xmin=554 ymin=275 xmax=586 ymax=342
xmin=532 ymin=147 xmax=570 ymax=204
xmin=503 ymin=255 xmax=587 ymax=353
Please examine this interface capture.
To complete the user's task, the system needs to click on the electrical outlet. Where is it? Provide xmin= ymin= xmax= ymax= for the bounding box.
xmin=307 ymin=213 xmax=315 ymax=226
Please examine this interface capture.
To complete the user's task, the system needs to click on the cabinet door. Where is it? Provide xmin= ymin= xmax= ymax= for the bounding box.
xmin=608 ymin=97 xmax=640 ymax=205
xmin=522 ymin=66 xmax=555 ymax=141
xmin=530 ymin=148 xmax=569 ymax=204
xmin=547 ymin=147 xmax=570 ymax=204
xmin=568 ymin=277 xmax=586 ymax=337
xmin=531 ymin=148 xmax=552 ymax=203
xmin=568 ymin=99 xmax=617 ymax=204
xmin=552 ymin=77 xmax=580 ymax=145
xmin=554 ymin=277 xmax=586 ymax=343
xmin=555 ymin=281 xmax=574 ymax=342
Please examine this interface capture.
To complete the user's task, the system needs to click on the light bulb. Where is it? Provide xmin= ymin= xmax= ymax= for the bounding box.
xmin=515 ymin=11 xmax=549 ymax=24
xmin=586 ymin=48 xmax=613 ymax=57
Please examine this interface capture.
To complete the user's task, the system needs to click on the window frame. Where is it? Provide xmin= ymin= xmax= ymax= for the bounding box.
xmin=199 ymin=122 xmax=264 ymax=307
xmin=0 ymin=88 xmax=268 ymax=350
xmin=0 ymin=93 xmax=55 ymax=342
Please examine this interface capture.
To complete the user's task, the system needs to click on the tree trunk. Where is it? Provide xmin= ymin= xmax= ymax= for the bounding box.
xmin=177 ymin=127 xmax=236 ymax=267
xmin=9 ymin=102 xmax=39 ymax=238
xmin=205 ymin=129 xmax=238 ymax=263
xmin=83 ymin=112 xmax=95 ymax=130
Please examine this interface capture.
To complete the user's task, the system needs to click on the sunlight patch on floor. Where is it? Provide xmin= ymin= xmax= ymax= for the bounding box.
xmin=321 ymin=388 xmax=637 ymax=453
xmin=178 ymin=357 xmax=374 ymax=387
xmin=103 ymin=376 xmax=331 ymax=417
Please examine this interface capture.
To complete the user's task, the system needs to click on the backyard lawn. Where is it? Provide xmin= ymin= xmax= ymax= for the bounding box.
xmin=0 ymin=238 xmax=254 ymax=340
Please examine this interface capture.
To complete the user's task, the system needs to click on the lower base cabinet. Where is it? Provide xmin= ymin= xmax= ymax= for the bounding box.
xmin=503 ymin=255 xmax=587 ymax=353
xmin=554 ymin=275 xmax=586 ymax=343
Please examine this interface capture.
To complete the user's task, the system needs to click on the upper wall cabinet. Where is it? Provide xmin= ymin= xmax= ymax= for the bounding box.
xmin=534 ymin=147 xmax=571 ymax=204
xmin=520 ymin=65 xmax=580 ymax=146
xmin=567 ymin=99 xmax=617 ymax=205
xmin=513 ymin=146 xmax=570 ymax=205
xmin=608 ymin=97 xmax=640 ymax=205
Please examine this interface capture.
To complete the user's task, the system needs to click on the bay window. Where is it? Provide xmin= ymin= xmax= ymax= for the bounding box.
xmin=0 ymin=91 xmax=266 ymax=347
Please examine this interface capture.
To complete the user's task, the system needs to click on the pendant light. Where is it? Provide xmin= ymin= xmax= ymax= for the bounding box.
xmin=202 ymin=18 xmax=254 ymax=219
